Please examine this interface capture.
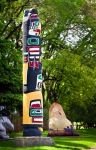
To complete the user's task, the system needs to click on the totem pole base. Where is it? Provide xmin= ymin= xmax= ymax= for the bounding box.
xmin=12 ymin=136 xmax=55 ymax=147
xmin=23 ymin=125 xmax=42 ymax=136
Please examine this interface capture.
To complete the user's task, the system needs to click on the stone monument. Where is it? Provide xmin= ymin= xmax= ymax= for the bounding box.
xmin=48 ymin=102 xmax=79 ymax=136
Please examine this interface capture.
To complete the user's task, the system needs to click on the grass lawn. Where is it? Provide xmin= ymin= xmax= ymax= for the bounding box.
xmin=0 ymin=129 xmax=96 ymax=150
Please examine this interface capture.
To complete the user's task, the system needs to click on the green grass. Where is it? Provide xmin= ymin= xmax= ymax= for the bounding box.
xmin=0 ymin=129 xmax=96 ymax=150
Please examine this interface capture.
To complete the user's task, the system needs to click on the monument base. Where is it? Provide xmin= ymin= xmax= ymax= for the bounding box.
xmin=48 ymin=129 xmax=79 ymax=136
xmin=23 ymin=125 xmax=42 ymax=136
xmin=12 ymin=136 xmax=55 ymax=147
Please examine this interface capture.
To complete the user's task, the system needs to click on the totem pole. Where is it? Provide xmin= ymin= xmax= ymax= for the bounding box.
xmin=22 ymin=8 xmax=43 ymax=136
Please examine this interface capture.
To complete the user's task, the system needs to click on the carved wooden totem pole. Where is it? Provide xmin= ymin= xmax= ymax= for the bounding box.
xmin=22 ymin=8 xmax=43 ymax=136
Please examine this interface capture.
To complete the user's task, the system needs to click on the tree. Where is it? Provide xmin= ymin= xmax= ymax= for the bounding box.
xmin=0 ymin=0 xmax=23 ymax=112
xmin=0 ymin=0 xmax=96 ymax=126
xmin=0 ymin=38 xmax=22 ymax=112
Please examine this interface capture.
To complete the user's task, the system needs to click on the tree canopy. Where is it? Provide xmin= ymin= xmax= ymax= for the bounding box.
xmin=0 ymin=0 xmax=96 ymax=126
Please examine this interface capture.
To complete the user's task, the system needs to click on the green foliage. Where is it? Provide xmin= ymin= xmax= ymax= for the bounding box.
xmin=0 ymin=0 xmax=96 ymax=125
xmin=41 ymin=0 xmax=96 ymax=125
xmin=43 ymin=49 xmax=96 ymax=124
xmin=0 ymin=38 xmax=22 ymax=112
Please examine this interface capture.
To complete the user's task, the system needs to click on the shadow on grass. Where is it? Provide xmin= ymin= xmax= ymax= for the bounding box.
xmin=0 ymin=140 xmax=15 ymax=147
xmin=0 ymin=129 xmax=96 ymax=150
xmin=78 ymin=129 xmax=96 ymax=137
xmin=54 ymin=145 xmax=81 ymax=150
xmin=0 ymin=139 xmax=89 ymax=150
xmin=53 ymin=138 xmax=90 ymax=150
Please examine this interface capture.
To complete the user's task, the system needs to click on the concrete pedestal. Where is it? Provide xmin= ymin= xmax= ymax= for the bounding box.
xmin=12 ymin=136 xmax=54 ymax=147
